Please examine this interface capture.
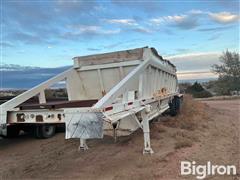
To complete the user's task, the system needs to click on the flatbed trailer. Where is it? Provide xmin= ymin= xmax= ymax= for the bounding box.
xmin=0 ymin=47 xmax=182 ymax=153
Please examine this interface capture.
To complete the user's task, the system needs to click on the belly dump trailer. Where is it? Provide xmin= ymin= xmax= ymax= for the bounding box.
xmin=0 ymin=47 xmax=182 ymax=153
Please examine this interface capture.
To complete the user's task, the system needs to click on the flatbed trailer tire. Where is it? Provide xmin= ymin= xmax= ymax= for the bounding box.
xmin=169 ymin=96 xmax=181 ymax=116
xmin=6 ymin=125 xmax=20 ymax=138
xmin=34 ymin=125 xmax=42 ymax=138
xmin=34 ymin=124 xmax=56 ymax=139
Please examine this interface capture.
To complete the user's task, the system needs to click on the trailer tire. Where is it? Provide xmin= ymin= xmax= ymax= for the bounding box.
xmin=6 ymin=125 xmax=20 ymax=138
xmin=38 ymin=125 xmax=56 ymax=139
xmin=169 ymin=96 xmax=181 ymax=116
xmin=34 ymin=126 xmax=43 ymax=138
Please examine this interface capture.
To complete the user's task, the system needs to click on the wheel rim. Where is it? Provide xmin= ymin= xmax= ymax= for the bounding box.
xmin=43 ymin=126 xmax=54 ymax=136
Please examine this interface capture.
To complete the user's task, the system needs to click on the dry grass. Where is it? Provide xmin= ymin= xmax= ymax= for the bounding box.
xmin=162 ymin=95 xmax=208 ymax=131
xmin=171 ymin=130 xmax=199 ymax=142
xmin=179 ymin=122 xmax=196 ymax=131
xmin=158 ymin=95 xmax=208 ymax=150
xmin=171 ymin=129 xmax=196 ymax=149
xmin=196 ymin=95 xmax=240 ymax=101
xmin=150 ymin=123 xmax=167 ymax=139
xmin=157 ymin=125 xmax=166 ymax=133
xmin=174 ymin=138 xmax=193 ymax=149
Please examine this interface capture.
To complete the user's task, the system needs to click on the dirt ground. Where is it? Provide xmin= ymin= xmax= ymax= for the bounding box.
xmin=0 ymin=97 xmax=239 ymax=180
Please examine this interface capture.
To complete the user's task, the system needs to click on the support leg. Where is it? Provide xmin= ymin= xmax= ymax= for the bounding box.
xmin=112 ymin=122 xmax=118 ymax=143
xmin=113 ymin=128 xmax=118 ymax=143
xmin=142 ymin=116 xmax=154 ymax=154
xmin=78 ymin=138 xmax=88 ymax=151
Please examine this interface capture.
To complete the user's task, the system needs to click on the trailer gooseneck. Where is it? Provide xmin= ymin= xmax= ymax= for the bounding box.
xmin=0 ymin=47 xmax=182 ymax=154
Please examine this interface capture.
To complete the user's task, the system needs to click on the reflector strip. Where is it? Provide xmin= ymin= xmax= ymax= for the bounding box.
xmin=104 ymin=106 xmax=113 ymax=111
xmin=128 ymin=102 xmax=133 ymax=105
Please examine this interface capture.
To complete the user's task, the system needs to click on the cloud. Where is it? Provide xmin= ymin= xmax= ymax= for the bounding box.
xmin=87 ymin=48 xmax=102 ymax=51
xmin=103 ymin=39 xmax=140 ymax=49
xmin=175 ymin=48 xmax=190 ymax=53
xmin=150 ymin=10 xmax=239 ymax=31
xmin=150 ymin=15 xmax=186 ymax=25
xmin=188 ymin=9 xmax=204 ymax=15
xmin=104 ymin=19 xmax=152 ymax=34
xmin=103 ymin=43 xmax=120 ymax=49
xmin=104 ymin=19 xmax=138 ymax=26
xmin=187 ymin=10 xmax=239 ymax=24
xmin=3 ymin=4 xmax=60 ymax=45
xmin=130 ymin=27 xmax=153 ymax=34
xmin=0 ymin=42 xmax=14 ymax=48
xmin=177 ymin=71 xmax=218 ymax=80
xmin=61 ymin=25 xmax=121 ymax=39
xmin=208 ymin=0 xmax=239 ymax=10
xmin=208 ymin=12 xmax=239 ymax=24
xmin=68 ymin=25 xmax=121 ymax=35
xmin=3 ymin=1 xmax=54 ymax=27
xmin=6 ymin=32 xmax=51 ymax=44
xmin=55 ymin=0 xmax=98 ymax=18
xmin=111 ymin=0 xmax=161 ymax=13
xmin=166 ymin=52 xmax=221 ymax=72
xmin=150 ymin=15 xmax=198 ymax=29
xmin=207 ymin=34 xmax=221 ymax=41
xmin=68 ymin=25 xmax=100 ymax=33
xmin=197 ymin=25 xmax=234 ymax=32
xmin=2 ymin=1 xmax=100 ymax=45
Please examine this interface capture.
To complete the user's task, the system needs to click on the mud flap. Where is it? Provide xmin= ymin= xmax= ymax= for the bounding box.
xmin=65 ymin=111 xmax=104 ymax=139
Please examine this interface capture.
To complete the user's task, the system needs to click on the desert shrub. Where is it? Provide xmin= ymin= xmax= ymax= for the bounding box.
xmin=186 ymin=82 xmax=212 ymax=98
xmin=186 ymin=82 xmax=204 ymax=92
xmin=191 ymin=90 xmax=212 ymax=98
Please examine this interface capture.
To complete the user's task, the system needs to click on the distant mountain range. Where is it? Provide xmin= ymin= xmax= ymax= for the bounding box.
xmin=178 ymin=78 xmax=216 ymax=84
xmin=0 ymin=64 xmax=216 ymax=90
xmin=0 ymin=63 xmax=41 ymax=71
xmin=0 ymin=64 xmax=70 ymax=89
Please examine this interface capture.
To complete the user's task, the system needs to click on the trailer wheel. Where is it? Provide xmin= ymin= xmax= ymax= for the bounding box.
xmin=39 ymin=125 xmax=56 ymax=138
xmin=169 ymin=96 xmax=181 ymax=116
xmin=6 ymin=125 xmax=20 ymax=138
xmin=34 ymin=126 xmax=42 ymax=138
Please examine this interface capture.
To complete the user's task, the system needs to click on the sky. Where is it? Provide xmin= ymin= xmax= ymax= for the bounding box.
xmin=1 ymin=0 xmax=239 ymax=82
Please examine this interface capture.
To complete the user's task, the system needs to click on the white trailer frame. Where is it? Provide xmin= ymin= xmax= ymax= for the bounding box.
xmin=0 ymin=47 xmax=180 ymax=154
